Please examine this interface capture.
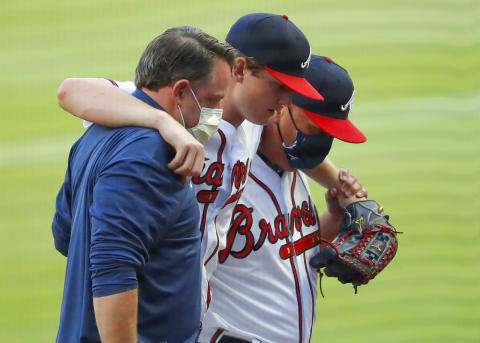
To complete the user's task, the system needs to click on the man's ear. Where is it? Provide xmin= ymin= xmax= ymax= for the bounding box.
xmin=231 ymin=57 xmax=247 ymax=83
xmin=171 ymin=79 xmax=190 ymax=103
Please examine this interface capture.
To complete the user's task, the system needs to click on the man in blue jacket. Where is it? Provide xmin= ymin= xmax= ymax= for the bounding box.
xmin=52 ymin=27 xmax=234 ymax=343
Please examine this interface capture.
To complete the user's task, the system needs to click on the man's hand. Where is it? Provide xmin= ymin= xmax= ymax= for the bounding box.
xmin=93 ymin=289 xmax=138 ymax=343
xmin=303 ymin=160 xmax=367 ymax=203
xmin=319 ymin=168 xmax=368 ymax=243
xmin=155 ymin=113 xmax=206 ymax=183
xmin=338 ymin=167 xmax=367 ymax=199
xmin=333 ymin=168 xmax=367 ymax=209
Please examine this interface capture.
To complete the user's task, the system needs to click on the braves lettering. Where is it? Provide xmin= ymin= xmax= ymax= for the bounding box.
xmin=192 ymin=162 xmax=224 ymax=187
xmin=222 ymin=159 xmax=250 ymax=208
xmin=219 ymin=204 xmax=254 ymax=263
xmin=254 ymin=215 xmax=289 ymax=250
xmin=231 ymin=159 xmax=249 ymax=190
xmin=290 ymin=200 xmax=316 ymax=231
xmin=220 ymin=199 xmax=317 ymax=262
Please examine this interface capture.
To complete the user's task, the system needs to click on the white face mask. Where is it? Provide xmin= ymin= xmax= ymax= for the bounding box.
xmin=177 ymin=88 xmax=223 ymax=145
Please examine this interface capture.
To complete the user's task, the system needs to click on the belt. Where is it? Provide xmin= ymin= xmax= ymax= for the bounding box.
xmin=218 ymin=335 xmax=251 ymax=343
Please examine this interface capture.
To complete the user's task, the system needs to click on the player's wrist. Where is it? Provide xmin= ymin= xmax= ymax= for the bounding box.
xmin=152 ymin=108 xmax=171 ymax=133
xmin=338 ymin=194 xmax=366 ymax=208
xmin=327 ymin=208 xmax=343 ymax=221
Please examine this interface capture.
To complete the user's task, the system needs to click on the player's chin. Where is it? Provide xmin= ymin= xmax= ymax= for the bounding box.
xmin=246 ymin=109 xmax=277 ymax=126
xmin=269 ymin=153 xmax=292 ymax=172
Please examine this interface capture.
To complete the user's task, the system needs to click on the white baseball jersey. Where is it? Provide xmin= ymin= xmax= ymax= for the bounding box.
xmin=88 ymin=80 xmax=264 ymax=314
xmin=192 ymin=119 xmax=263 ymax=312
xmin=199 ymin=154 xmax=321 ymax=343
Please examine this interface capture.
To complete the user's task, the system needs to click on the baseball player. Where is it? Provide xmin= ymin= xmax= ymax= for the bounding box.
xmin=57 ymin=14 xmax=338 ymax=316
xmin=199 ymin=55 xmax=368 ymax=343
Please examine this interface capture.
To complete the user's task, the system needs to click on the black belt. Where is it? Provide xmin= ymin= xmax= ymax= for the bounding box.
xmin=218 ymin=335 xmax=251 ymax=343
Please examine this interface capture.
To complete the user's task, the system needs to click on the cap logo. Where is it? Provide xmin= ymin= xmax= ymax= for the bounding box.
xmin=340 ymin=90 xmax=355 ymax=111
xmin=301 ymin=48 xmax=312 ymax=69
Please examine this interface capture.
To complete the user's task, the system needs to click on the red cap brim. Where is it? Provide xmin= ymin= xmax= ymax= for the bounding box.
xmin=265 ymin=66 xmax=324 ymax=101
xmin=302 ymin=108 xmax=367 ymax=143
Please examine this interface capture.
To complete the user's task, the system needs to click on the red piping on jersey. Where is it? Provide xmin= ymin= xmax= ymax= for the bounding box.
xmin=198 ymin=129 xmax=226 ymax=237
xmin=210 ymin=328 xmax=224 ymax=343
xmin=289 ymin=172 xmax=303 ymax=343
xmin=309 ymin=200 xmax=322 ymax=341
xmin=250 ymin=171 xmax=303 ymax=343
xmin=106 ymin=79 xmax=118 ymax=87
xmin=205 ymin=220 xmax=221 ymax=267
xmin=248 ymin=172 xmax=282 ymax=213
xmin=289 ymin=241 xmax=303 ymax=343
xmin=304 ymin=198 xmax=317 ymax=343
xmin=206 ymin=280 xmax=212 ymax=308
xmin=204 ymin=219 xmax=220 ymax=309
xmin=216 ymin=130 xmax=226 ymax=170
xmin=221 ymin=188 xmax=244 ymax=209
xmin=295 ymin=174 xmax=318 ymax=342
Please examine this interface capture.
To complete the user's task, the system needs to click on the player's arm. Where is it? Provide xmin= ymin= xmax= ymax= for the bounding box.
xmin=303 ymin=158 xmax=368 ymax=198
xmin=57 ymin=78 xmax=205 ymax=178
xmin=57 ymin=78 xmax=166 ymax=129
xmin=93 ymin=289 xmax=138 ymax=343
xmin=315 ymin=163 xmax=368 ymax=243
xmin=318 ymin=188 xmax=359 ymax=243
xmin=304 ymin=158 xmax=368 ymax=241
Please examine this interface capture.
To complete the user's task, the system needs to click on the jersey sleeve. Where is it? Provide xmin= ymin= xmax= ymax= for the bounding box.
xmin=89 ymin=133 xmax=181 ymax=297
xmin=114 ymin=80 xmax=136 ymax=93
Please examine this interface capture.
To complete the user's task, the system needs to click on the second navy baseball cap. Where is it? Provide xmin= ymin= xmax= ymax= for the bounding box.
xmin=226 ymin=13 xmax=323 ymax=101
xmin=292 ymin=55 xmax=366 ymax=143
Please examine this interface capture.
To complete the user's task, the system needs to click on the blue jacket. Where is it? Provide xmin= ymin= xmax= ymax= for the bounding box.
xmin=52 ymin=89 xmax=201 ymax=342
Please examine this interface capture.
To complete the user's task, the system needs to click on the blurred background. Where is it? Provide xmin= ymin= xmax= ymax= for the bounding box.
xmin=0 ymin=0 xmax=478 ymax=342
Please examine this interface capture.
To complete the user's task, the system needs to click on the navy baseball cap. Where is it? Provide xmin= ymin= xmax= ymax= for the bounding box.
xmin=292 ymin=55 xmax=366 ymax=143
xmin=226 ymin=13 xmax=323 ymax=101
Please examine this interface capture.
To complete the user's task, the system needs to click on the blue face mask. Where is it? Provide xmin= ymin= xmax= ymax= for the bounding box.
xmin=279 ymin=108 xmax=334 ymax=169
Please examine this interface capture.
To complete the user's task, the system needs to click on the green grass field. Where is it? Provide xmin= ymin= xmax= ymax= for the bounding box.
xmin=1 ymin=0 xmax=478 ymax=342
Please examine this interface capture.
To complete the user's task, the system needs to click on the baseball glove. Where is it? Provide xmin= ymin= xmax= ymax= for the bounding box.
xmin=310 ymin=200 xmax=399 ymax=293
